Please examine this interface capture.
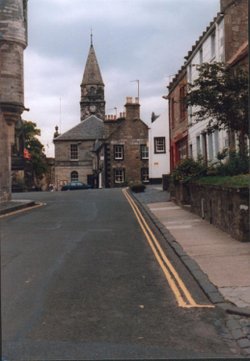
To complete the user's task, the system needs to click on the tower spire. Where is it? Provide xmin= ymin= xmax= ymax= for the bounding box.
xmin=90 ymin=28 xmax=93 ymax=46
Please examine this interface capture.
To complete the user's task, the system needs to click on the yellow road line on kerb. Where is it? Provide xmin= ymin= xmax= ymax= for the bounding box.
xmin=0 ymin=202 xmax=45 ymax=219
xmin=123 ymin=188 xmax=214 ymax=309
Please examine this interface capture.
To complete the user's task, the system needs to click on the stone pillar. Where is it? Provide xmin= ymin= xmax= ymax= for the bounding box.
xmin=0 ymin=0 xmax=28 ymax=202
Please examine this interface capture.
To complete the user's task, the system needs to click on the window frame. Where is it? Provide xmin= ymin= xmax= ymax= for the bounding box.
xmin=154 ymin=137 xmax=166 ymax=154
xmin=140 ymin=144 xmax=149 ymax=160
xmin=141 ymin=167 xmax=149 ymax=183
xmin=70 ymin=144 xmax=78 ymax=160
xmin=114 ymin=144 xmax=124 ymax=160
xmin=71 ymin=171 xmax=79 ymax=182
xmin=114 ymin=168 xmax=125 ymax=184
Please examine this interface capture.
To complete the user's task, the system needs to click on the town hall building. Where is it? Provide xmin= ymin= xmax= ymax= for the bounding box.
xmin=53 ymin=38 xmax=149 ymax=189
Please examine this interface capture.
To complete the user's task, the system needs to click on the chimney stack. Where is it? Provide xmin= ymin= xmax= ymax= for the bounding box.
xmin=125 ymin=96 xmax=140 ymax=121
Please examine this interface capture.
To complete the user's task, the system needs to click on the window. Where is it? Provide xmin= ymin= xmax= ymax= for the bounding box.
xmin=208 ymin=133 xmax=214 ymax=161
xmin=176 ymin=138 xmax=187 ymax=161
xmin=211 ymin=31 xmax=216 ymax=58
xmin=179 ymin=85 xmax=186 ymax=120
xmin=188 ymin=64 xmax=192 ymax=83
xmin=196 ymin=135 xmax=201 ymax=156
xmin=154 ymin=137 xmax=166 ymax=153
xmin=140 ymin=145 xmax=149 ymax=159
xmin=199 ymin=47 xmax=203 ymax=64
xmin=114 ymin=145 xmax=124 ymax=160
xmin=70 ymin=144 xmax=78 ymax=160
xmin=141 ymin=168 xmax=149 ymax=183
xmin=114 ymin=168 xmax=125 ymax=184
xmin=71 ymin=171 xmax=79 ymax=182
xmin=171 ymin=98 xmax=175 ymax=128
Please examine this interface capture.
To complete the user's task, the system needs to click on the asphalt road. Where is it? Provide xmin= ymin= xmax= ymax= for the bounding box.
xmin=1 ymin=189 xmax=242 ymax=360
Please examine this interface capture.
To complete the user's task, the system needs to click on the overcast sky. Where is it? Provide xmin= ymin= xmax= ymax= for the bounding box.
xmin=23 ymin=0 xmax=220 ymax=157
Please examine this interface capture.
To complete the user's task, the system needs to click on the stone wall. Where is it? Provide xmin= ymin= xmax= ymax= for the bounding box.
xmin=173 ymin=182 xmax=249 ymax=242
xmin=107 ymin=98 xmax=148 ymax=187
xmin=221 ymin=0 xmax=248 ymax=63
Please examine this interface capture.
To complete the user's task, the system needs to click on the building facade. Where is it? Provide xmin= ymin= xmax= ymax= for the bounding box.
xmin=105 ymin=97 xmax=149 ymax=188
xmin=148 ymin=111 xmax=170 ymax=181
xmin=54 ymin=40 xmax=149 ymax=189
xmin=0 ymin=0 xmax=28 ymax=202
xmin=186 ymin=13 xmax=227 ymax=165
xmin=166 ymin=0 xmax=248 ymax=168
xmin=167 ymin=67 xmax=188 ymax=171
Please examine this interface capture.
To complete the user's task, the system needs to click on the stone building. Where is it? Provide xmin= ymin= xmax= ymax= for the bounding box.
xmin=104 ymin=97 xmax=149 ymax=188
xmin=80 ymin=36 xmax=105 ymax=121
xmin=54 ymin=39 xmax=149 ymax=189
xmin=166 ymin=67 xmax=188 ymax=172
xmin=0 ymin=0 xmax=28 ymax=202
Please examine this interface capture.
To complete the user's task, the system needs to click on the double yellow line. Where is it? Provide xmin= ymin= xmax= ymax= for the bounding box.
xmin=123 ymin=188 xmax=214 ymax=309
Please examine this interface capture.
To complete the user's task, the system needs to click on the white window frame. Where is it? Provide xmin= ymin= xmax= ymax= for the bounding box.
xmin=114 ymin=168 xmax=125 ymax=184
xmin=141 ymin=145 xmax=149 ymax=159
xmin=114 ymin=145 xmax=124 ymax=160
xmin=154 ymin=137 xmax=166 ymax=154
xmin=70 ymin=144 xmax=78 ymax=160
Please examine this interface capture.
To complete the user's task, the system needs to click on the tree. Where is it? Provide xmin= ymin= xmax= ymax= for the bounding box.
xmin=186 ymin=62 xmax=248 ymax=155
xmin=22 ymin=121 xmax=47 ymax=186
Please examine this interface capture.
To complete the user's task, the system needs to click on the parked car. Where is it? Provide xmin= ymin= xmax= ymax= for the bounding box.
xmin=61 ymin=182 xmax=91 ymax=191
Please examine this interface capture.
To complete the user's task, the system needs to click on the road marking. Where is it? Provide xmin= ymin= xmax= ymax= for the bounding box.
xmin=123 ymin=189 xmax=214 ymax=309
xmin=0 ymin=202 xmax=45 ymax=218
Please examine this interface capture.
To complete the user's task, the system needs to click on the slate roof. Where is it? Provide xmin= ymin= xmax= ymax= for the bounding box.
xmin=54 ymin=115 xmax=105 ymax=141
xmin=81 ymin=44 xmax=104 ymax=86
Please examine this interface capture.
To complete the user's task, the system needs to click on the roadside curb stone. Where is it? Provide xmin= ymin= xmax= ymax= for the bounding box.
xmin=0 ymin=200 xmax=36 ymax=215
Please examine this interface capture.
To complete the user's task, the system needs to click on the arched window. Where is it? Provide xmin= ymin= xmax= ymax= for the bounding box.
xmin=71 ymin=171 xmax=79 ymax=182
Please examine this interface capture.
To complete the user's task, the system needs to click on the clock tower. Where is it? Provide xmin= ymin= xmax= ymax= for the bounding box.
xmin=80 ymin=35 xmax=105 ymax=121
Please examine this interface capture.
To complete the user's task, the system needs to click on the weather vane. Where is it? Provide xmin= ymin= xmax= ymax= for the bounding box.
xmin=90 ymin=28 xmax=93 ymax=46
xmin=130 ymin=79 xmax=140 ymax=99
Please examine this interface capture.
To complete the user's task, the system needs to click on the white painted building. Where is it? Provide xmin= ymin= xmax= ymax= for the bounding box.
xmin=148 ymin=110 xmax=170 ymax=183
xmin=186 ymin=14 xmax=228 ymax=164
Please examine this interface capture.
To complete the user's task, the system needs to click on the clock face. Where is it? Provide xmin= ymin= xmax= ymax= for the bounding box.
xmin=89 ymin=105 xmax=96 ymax=113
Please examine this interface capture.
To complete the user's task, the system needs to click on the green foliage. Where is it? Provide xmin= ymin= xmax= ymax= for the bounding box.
xmin=172 ymin=158 xmax=207 ymax=183
xmin=194 ymin=174 xmax=249 ymax=188
xmin=23 ymin=121 xmax=47 ymax=180
xmin=215 ymin=151 xmax=249 ymax=176
xmin=186 ymin=62 xmax=248 ymax=144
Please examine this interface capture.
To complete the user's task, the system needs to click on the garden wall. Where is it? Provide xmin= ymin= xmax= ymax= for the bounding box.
xmin=172 ymin=182 xmax=249 ymax=242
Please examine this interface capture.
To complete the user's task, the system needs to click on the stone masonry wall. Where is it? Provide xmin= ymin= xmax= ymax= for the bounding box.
xmin=221 ymin=0 xmax=248 ymax=63
xmin=174 ymin=182 xmax=249 ymax=242
xmin=0 ymin=111 xmax=11 ymax=202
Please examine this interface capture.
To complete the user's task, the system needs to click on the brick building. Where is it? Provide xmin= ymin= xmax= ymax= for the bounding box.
xmin=0 ymin=0 xmax=28 ymax=202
